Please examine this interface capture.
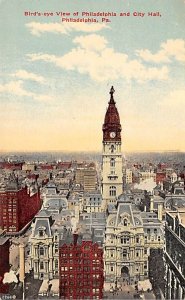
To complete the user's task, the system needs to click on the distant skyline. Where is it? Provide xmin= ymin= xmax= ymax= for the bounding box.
xmin=0 ymin=0 xmax=185 ymax=152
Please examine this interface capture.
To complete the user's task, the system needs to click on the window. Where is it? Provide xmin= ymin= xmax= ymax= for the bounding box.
xmin=158 ymin=236 xmax=161 ymax=242
xmin=136 ymin=237 xmax=139 ymax=243
xmin=39 ymin=247 xmax=44 ymax=256
xmin=110 ymin=158 xmax=115 ymax=167
xmin=123 ymin=237 xmax=129 ymax=244
xmin=55 ymin=260 xmax=58 ymax=269
xmin=110 ymin=186 xmax=116 ymax=196
xmin=54 ymin=244 xmax=58 ymax=254
xmin=123 ymin=218 xmax=128 ymax=226
xmin=110 ymin=145 xmax=115 ymax=153
xmin=111 ymin=266 xmax=114 ymax=272
xmin=39 ymin=230 xmax=44 ymax=237
xmin=40 ymin=261 xmax=44 ymax=270
xmin=122 ymin=249 xmax=127 ymax=258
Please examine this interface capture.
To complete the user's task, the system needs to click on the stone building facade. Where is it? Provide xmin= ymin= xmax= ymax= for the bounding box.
xmin=104 ymin=198 xmax=164 ymax=285
xmin=29 ymin=210 xmax=60 ymax=280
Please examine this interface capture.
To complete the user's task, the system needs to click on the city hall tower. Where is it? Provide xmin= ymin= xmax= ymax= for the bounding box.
xmin=102 ymin=87 xmax=123 ymax=208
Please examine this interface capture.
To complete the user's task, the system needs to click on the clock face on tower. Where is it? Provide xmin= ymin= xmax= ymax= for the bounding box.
xmin=110 ymin=132 xmax=116 ymax=138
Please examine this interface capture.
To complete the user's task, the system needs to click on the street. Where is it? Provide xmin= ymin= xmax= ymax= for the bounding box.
xmin=104 ymin=282 xmax=156 ymax=299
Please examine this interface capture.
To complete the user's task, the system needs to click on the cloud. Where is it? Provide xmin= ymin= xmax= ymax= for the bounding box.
xmin=35 ymin=94 xmax=53 ymax=102
xmin=0 ymin=80 xmax=52 ymax=102
xmin=27 ymin=34 xmax=169 ymax=82
xmin=11 ymin=69 xmax=46 ymax=83
xmin=161 ymin=89 xmax=185 ymax=107
xmin=0 ymin=80 xmax=34 ymax=97
xmin=73 ymin=34 xmax=108 ymax=51
xmin=26 ymin=22 xmax=108 ymax=36
xmin=137 ymin=39 xmax=185 ymax=63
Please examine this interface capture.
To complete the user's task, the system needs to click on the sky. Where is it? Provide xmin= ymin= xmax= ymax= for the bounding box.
xmin=0 ymin=0 xmax=185 ymax=152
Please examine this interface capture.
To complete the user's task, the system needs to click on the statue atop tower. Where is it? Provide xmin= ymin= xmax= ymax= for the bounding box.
xmin=109 ymin=86 xmax=115 ymax=100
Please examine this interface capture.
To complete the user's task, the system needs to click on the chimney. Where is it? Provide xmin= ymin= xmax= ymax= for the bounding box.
xmin=73 ymin=233 xmax=78 ymax=246
xmin=150 ymin=195 xmax=154 ymax=213
xmin=158 ymin=203 xmax=163 ymax=221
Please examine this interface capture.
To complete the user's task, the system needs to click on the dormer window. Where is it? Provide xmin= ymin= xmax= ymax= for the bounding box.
xmin=39 ymin=230 xmax=44 ymax=237
xmin=124 ymin=218 xmax=128 ymax=226
xmin=38 ymin=226 xmax=46 ymax=237
xmin=120 ymin=213 xmax=130 ymax=227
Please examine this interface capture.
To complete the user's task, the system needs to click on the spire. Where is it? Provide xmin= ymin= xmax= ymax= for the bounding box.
xmin=102 ymin=86 xmax=121 ymax=142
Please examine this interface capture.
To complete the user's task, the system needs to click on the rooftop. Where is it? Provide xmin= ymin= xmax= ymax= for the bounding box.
xmin=168 ymin=208 xmax=185 ymax=226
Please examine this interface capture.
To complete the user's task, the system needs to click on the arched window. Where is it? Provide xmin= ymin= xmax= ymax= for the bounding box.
xmin=111 ymin=145 xmax=115 ymax=153
xmin=110 ymin=186 xmax=116 ymax=196
xmin=110 ymin=158 xmax=115 ymax=167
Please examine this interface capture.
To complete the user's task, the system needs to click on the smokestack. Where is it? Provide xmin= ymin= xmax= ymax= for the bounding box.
xmin=19 ymin=244 xmax=25 ymax=283
xmin=73 ymin=234 xmax=78 ymax=246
